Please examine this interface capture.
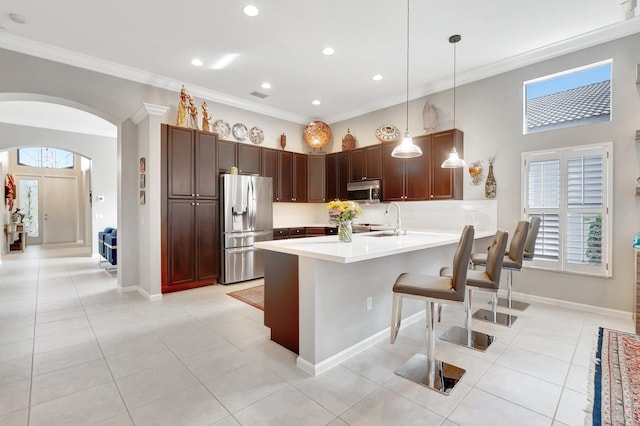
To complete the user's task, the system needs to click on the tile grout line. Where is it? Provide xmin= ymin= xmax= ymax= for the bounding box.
xmin=26 ymin=253 xmax=42 ymax=426
xmin=66 ymin=255 xmax=137 ymax=425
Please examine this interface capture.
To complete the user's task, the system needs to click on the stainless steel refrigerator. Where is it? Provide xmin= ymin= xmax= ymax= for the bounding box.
xmin=219 ymin=174 xmax=273 ymax=284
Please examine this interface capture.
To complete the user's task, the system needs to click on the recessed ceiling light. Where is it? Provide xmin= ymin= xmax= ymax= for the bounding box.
xmin=322 ymin=47 xmax=335 ymax=56
xmin=9 ymin=13 xmax=27 ymax=24
xmin=372 ymin=74 xmax=383 ymax=81
xmin=312 ymin=100 xmax=321 ymax=105
xmin=243 ymin=5 xmax=259 ymax=16
xmin=261 ymin=82 xmax=271 ymax=89
xmin=191 ymin=58 xmax=203 ymax=67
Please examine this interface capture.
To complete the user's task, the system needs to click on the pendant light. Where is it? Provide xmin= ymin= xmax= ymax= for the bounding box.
xmin=391 ymin=0 xmax=422 ymax=158
xmin=441 ymin=34 xmax=467 ymax=168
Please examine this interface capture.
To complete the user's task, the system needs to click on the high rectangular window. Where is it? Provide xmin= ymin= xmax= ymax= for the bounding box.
xmin=524 ymin=60 xmax=612 ymax=134
xmin=522 ymin=143 xmax=611 ymax=277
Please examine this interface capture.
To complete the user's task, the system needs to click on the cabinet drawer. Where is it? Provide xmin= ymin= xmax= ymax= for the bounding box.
xmin=289 ymin=227 xmax=306 ymax=238
xmin=305 ymin=227 xmax=325 ymax=236
xmin=325 ymin=227 xmax=338 ymax=235
xmin=273 ymin=229 xmax=289 ymax=239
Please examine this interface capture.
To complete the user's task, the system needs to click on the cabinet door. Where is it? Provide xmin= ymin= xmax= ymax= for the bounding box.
xmin=238 ymin=144 xmax=261 ymax=175
xmin=167 ymin=126 xmax=194 ymax=198
xmin=350 ymin=148 xmax=367 ymax=182
xmin=165 ymin=199 xmax=196 ymax=288
xmin=293 ymin=153 xmax=307 ymax=202
xmin=195 ymin=131 xmax=217 ymax=199
xmin=325 ymin=153 xmax=337 ymax=201
xmin=405 ymin=136 xmax=431 ymax=201
xmin=261 ymin=148 xmax=279 ymax=201
xmin=308 ymin=155 xmax=326 ymax=202
xmin=279 ymin=151 xmax=294 ymax=202
xmin=382 ymin=143 xmax=406 ymax=201
xmin=431 ymin=129 xmax=463 ymax=200
xmin=364 ymin=145 xmax=382 ymax=180
xmin=337 ymin=152 xmax=350 ymax=200
xmin=195 ymin=200 xmax=218 ymax=282
xmin=217 ymin=139 xmax=237 ymax=172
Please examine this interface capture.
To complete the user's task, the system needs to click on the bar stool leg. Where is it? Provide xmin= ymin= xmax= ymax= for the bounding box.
xmin=473 ymin=285 xmax=518 ymax=327
xmin=395 ymin=300 xmax=466 ymax=394
xmin=496 ymin=270 xmax=531 ymax=311
xmin=440 ymin=287 xmax=495 ymax=351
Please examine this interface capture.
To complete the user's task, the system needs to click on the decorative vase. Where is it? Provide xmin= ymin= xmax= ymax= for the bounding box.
xmin=338 ymin=221 xmax=353 ymax=243
xmin=485 ymin=163 xmax=496 ymax=198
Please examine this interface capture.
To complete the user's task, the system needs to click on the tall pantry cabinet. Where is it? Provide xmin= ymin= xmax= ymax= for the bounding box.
xmin=161 ymin=124 xmax=219 ymax=293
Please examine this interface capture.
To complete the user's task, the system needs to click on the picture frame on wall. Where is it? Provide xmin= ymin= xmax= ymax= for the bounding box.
xmin=140 ymin=190 xmax=145 ymax=205
xmin=139 ymin=157 xmax=146 ymax=173
xmin=140 ymin=173 xmax=145 ymax=189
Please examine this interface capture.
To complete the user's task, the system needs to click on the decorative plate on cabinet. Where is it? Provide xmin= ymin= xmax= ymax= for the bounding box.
xmin=249 ymin=127 xmax=264 ymax=145
xmin=232 ymin=123 xmax=248 ymax=141
xmin=375 ymin=124 xmax=401 ymax=143
xmin=212 ymin=120 xmax=230 ymax=138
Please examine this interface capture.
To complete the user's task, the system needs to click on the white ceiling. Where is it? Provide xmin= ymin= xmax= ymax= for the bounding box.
xmin=0 ymin=0 xmax=638 ymax=129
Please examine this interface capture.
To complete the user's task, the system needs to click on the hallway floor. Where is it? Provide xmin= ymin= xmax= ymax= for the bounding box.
xmin=0 ymin=244 xmax=633 ymax=425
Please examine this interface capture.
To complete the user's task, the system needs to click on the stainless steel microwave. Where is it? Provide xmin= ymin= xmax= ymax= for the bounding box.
xmin=347 ymin=180 xmax=381 ymax=204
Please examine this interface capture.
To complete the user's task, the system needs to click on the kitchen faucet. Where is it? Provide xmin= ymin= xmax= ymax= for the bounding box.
xmin=384 ymin=202 xmax=404 ymax=236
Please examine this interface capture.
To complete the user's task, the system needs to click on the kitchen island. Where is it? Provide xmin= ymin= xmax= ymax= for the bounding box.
xmin=255 ymin=228 xmax=494 ymax=375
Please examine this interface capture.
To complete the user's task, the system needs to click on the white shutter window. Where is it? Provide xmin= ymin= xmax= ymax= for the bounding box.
xmin=522 ymin=143 xmax=611 ymax=277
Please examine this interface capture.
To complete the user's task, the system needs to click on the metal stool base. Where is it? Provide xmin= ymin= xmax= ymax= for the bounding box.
xmin=395 ymin=353 xmax=465 ymax=395
xmin=472 ymin=308 xmax=517 ymax=327
xmin=440 ymin=325 xmax=495 ymax=352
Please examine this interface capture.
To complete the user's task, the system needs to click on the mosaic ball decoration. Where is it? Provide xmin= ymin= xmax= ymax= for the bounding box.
xmin=304 ymin=121 xmax=331 ymax=149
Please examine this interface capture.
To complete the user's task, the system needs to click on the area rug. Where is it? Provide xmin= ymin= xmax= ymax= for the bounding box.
xmin=590 ymin=327 xmax=640 ymax=425
xmin=227 ymin=285 xmax=264 ymax=311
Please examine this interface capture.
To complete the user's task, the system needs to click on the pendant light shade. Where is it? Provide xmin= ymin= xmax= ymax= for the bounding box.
xmin=391 ymin=0 xmax=422 ymax=159
xmin=441 ymin=34 xmax=466 ymax=168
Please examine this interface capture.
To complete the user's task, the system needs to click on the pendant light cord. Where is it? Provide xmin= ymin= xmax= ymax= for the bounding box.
xmin=453 ymin=39 xmax=456 ymax=130
xmin=405 ymin=0 xmax=410 ymax=134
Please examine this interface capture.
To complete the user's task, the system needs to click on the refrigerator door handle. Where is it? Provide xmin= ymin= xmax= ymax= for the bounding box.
xmin=226 ymin=246 xmax=261 ymax=254
xmin=249 ymin=178 xmax=256 ymax=231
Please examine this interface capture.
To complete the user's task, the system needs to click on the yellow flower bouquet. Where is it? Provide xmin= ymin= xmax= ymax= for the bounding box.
xmin=327 ymin=200 xmax=362 ymax=242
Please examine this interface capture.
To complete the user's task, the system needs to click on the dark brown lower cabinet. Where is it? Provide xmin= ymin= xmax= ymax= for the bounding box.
xmin=163 ymin=199 xmax=218 ymax=293
xmin=264 ymin=251 xmax=299 ymax=353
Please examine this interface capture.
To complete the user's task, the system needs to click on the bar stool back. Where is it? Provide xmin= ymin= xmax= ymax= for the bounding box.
xmin=441 ymin=229 xmax=508 ymax=350
xmin=389 ymin=225 xmax=474 ymax=394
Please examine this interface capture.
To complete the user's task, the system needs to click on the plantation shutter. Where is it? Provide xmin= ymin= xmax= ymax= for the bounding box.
xmin=523 ymin=144 xmax=610 ymax=276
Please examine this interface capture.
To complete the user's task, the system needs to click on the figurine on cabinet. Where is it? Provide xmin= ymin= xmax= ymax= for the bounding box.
xmin=201 ymin=101 xmax=212 ymax=132
xmin=176 ymin=85 xmax=188 ymax=127
xmin=186 ymin=96 xmax=199 ymax=129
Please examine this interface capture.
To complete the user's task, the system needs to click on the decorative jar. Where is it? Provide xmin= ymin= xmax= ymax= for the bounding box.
xmin=338 ymin=221 xmax=353 ymax=243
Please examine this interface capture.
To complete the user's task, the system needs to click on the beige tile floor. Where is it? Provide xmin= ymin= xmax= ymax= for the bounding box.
xmin=0 ymin=244 xmax=633 ymax=425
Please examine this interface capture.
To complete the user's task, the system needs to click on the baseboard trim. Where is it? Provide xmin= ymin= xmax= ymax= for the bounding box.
xmin=136 ymin=286 xmax=163 ymax=301
xmin=296 ymin=310 xmax=426 ymax=376
xmin=502 ymin=290 xmax=632 ymax=320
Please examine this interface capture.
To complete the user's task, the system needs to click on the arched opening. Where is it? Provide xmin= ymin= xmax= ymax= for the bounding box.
xmin=0 ymin=96 xmax=118 ymax=263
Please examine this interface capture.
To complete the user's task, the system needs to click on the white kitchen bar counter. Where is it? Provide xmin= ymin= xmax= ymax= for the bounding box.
xmin=256 ymin=228 xmax=494 ymax=376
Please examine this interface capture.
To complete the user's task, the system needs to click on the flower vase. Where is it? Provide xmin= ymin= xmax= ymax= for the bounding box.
xmin=338 ymin=221 xmax=353 ymax=243
xmin=485 ymin=163 xmax=496 ymax=198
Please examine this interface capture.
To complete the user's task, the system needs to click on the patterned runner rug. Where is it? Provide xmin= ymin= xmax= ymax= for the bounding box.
xmin=227 ymin=285 xmax=264 ymax=311
xmin=590 ymin=327 xmax=640 ymax=425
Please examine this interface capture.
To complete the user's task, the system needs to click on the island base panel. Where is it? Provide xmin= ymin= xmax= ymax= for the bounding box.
xmin=264 ymin=251 xmax=299 ymax=354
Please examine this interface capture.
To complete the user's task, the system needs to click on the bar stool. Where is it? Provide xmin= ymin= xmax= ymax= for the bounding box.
xmin=390 ymin=225 xmax=474 ymax=395
xmin=496 ymin=216 xmax=541 ymax=310
xmin=440 ymin=229 xmax=508 ymax=351
xmin=471 ymin=221 xmax=528 ymax=326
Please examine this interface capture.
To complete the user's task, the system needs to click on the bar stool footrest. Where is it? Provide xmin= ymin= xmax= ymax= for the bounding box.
xmin=440 ymin=325 xmax=495 ymax=352
xmin=395 ymin=353 xmax=465 ymax=395
xmin=472 ymin=308 xmax=517 ymax=327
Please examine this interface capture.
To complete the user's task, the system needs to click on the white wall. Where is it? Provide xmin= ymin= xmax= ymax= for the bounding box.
xmin=331 ymin=33 xmax=640 ymax=312
xmin=0 ymin=123 xmax=117 ymax=255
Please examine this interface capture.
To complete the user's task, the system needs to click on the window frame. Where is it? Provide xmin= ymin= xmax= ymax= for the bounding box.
xmin=521 ymin=142 xmax=612 ymax=277
xmin=522 ymin=59 xmax=612 ymax=135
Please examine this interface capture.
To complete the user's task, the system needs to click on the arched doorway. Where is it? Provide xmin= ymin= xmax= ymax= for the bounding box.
xmin=0 ymin=96 xmax=117 ymax=258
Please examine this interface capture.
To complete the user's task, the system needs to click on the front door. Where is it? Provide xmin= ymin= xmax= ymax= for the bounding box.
xmin=43 ymin=176 xmax=78 ymax=244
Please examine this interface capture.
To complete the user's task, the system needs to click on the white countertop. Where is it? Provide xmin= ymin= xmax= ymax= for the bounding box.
xmin=256 ymin=229 xmax=494 ymax=264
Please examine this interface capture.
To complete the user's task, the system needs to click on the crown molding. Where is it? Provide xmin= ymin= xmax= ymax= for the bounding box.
xmin=131 ymin=103 xmax=169 ymax=125
xmin=325 ymin=17 xmax=640 ymax=124
xmin=0 ymin=33 xmax=313 ymax=125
